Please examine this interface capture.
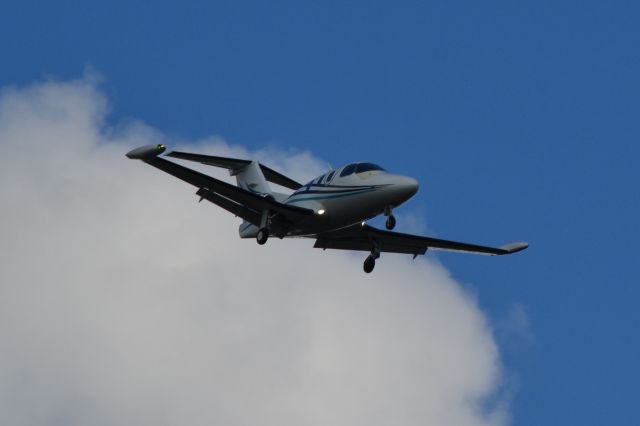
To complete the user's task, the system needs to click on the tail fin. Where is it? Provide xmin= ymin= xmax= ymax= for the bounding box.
xmin=233 ymin=160 xmax=273 ymax=196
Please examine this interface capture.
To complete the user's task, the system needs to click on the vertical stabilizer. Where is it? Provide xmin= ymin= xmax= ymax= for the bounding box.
xmin=233 ymin=161 xmax=272 ymax=239
xmin=233 ymin=160 xmax=273 ymax=196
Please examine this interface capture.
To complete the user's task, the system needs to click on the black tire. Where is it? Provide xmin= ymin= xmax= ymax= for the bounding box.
xmin=385 ymin=215 xmax=396 ymax=230
xmin=363 ymin=255 xmax=375 ymax=273
xmin=256 ymin=228 xmax=269 ymax=245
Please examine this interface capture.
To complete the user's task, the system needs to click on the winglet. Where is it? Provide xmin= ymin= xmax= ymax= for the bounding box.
xmin=126 ymin=144 xmax=166 ymax=160
xmin=500 ymin=242 xmax=529 ymax=254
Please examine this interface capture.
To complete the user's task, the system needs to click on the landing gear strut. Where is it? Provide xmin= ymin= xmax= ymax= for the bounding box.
xmin=384 ymin=206 xmax=396 ymax=230
xmin=256 ymin=208 xmax=270 ymax=245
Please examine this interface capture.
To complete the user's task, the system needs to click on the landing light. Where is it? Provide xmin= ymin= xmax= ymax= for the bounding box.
xmin=317 ymin=209 xmax=326 ymax=215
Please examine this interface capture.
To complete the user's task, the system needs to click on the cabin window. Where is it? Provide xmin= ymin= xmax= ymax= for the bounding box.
xmin=356 ymin=163 xmax=386 ymax=173
xmin=339 ymin=163 xmax=357 ymax=177
xmin=325 ymin=170 xmax=335 ymax=183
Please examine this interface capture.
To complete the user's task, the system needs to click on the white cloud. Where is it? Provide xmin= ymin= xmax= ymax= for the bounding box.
xmin=0 ymin=75 xmax=509 ymax=426
xmin=497 ymin=304 xmax=535 ymax=352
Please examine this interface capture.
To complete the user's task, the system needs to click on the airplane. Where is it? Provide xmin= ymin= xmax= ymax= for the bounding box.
xmin=126 ymin=144 xmax=528 ymax=273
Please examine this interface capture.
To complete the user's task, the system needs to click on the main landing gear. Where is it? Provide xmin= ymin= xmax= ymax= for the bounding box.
xmin=363 ymin=255 xmax=376 ymax=273
xmin=363 ymin=245 xmax=381 ymax=273
xmin=384 ymin=206 xmax=396 ymax=230
xmin=256 ymin=228 xmax=269 ymax=245
xmin=256 ymin=208 xmax=270 ymax=245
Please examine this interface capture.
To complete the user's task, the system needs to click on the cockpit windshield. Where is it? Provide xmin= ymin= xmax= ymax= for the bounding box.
xmin=339 ymin=162 xmax=386 ymax=177
xmin=339 ymin=163 xmax=357 ymax=177
xmin=355 ymin=163 xmax=386 ymax=173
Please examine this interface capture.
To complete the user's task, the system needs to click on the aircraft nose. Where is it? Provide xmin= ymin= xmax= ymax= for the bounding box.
xmin=395 ymin=176 xmax=419 ymax=198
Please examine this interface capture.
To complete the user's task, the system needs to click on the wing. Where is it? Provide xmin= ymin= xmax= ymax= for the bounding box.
xmin=166 ymin=151 xmax=303 ymax=190
xmin=142 ymin=156 xmax=314 ymax=234
xmin=314 ymin=224 xmax=528 ymax=257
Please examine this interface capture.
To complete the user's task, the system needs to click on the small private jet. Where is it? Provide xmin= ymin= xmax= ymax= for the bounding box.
xmin=127 ymin=144 xmax=528 ymax=272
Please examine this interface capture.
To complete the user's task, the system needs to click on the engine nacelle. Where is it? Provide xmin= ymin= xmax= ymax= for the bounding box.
xmin=239 ymin=221 xmax=259 ymax=238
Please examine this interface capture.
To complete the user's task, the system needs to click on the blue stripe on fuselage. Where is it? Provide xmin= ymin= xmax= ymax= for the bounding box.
xmin=286 ymin=186 xmax=382 ymax=204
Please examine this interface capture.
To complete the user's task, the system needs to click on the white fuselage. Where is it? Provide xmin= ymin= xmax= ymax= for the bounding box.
xmin=281 ymin=163 xmax=419 ymax=236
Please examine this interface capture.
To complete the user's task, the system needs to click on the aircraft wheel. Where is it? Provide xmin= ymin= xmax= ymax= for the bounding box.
xmin=256 ymin=228 xmax=269 ymax=245
xmin=363 ymin=255 xmax=376 ymax=273
xmin=385 ymin=214 xmax=396 ymax=230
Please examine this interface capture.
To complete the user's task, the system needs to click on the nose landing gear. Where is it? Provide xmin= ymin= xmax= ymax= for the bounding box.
xmin=385 ymin=215 xmax=396 ymax=230
xmin=384 ymin=206 xmax=396 ymax=230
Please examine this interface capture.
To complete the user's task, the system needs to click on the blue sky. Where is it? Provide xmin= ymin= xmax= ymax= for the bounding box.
xmin=2 ymin=1 xmax=639 ymax=424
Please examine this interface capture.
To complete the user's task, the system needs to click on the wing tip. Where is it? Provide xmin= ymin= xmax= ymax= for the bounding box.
xmin=500 ymin=242 xmax=529 ymax=254
xmin=126 ymin=144 xmax=166 ymax=159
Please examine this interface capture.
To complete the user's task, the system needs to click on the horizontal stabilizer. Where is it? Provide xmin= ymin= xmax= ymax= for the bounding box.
xmin=167 ymin=151 xmax=303 ymax=190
